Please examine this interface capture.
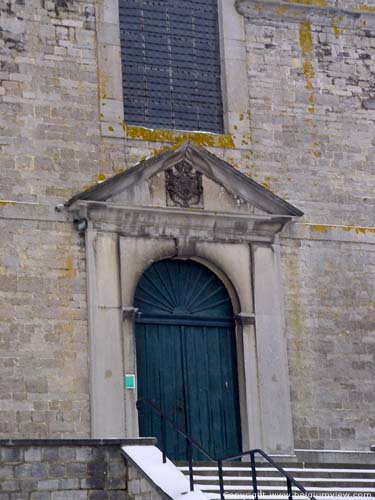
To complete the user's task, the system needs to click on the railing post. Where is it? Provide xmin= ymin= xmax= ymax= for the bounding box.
xmin=218 ymin=459 xmax=225 ymax=500
xmin=287 ymin=477 xmax=293 ymax=500
xmin=250 ymin=451 xmax=258 ymax=500
xmin=187 ymin=440 xmax=194 ymax=491
xmin=160 ymin=414 xmax=167 ymax=463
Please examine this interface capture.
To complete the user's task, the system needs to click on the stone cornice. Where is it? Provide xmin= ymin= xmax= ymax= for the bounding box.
xmin=236 ymin=0 xmax=375 ymax=26
xmin=68 ymin=200 xmax=295 ymax=244
xmin=0 ymin=438 xmax=156 ymax=447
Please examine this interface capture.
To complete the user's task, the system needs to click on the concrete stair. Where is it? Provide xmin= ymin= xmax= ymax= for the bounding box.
xmin=177 ymin=461 xmax=375 ymax=499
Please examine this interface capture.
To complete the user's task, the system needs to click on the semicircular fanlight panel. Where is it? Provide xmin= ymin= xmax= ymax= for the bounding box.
xmin=134 ymin=259 xmax=233 ymax=320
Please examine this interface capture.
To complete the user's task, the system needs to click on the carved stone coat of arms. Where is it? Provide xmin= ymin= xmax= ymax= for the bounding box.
xmin=165 ymin=160 xmax=204 ymax=208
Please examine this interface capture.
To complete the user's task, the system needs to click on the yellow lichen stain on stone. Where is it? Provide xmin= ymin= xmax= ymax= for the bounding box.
xmin=303 ymin=62 xmax=315 ymax=90
xmin=308 ymin=223 xmax=375 ymax=235
xmin=125 ymin=125 xmax=235 ymax=148
xmin=299 ymin=22 xmax=313 ymax=55
xmin=96 ymin=172 xmax=107 ymax=182
xmin=225 ymin=157 xmax=240 ymax=169
xmin=299 ymin=22 xmax=316 ymax=114
xmin=0 ymin=266 xmax=7 ymax=276
xmin=357 ymin=5 xmax=375 ymax=12
xmin=312 ymin=224 xmax=330 ymax=233
xmin=98 ymin=70 xmax=109 ymax=99
xmin=332 ymin=24 xmax=342 ymax=38
xmin=0 ymin=200 xmax=15 ymax=207
xmin=108 ymin=126 xmax=114 ymax=132
xmin=276 ymin=6 xmax=288 ymax=15
xmin=309 ymin=146 xmax=320 ymax=157
xmin=239 ymin=113 xmax=245 ymax=121
xmin=309 ymin=140 xmax=321 ymax=157
xmin=332 ymin=15 xmax=344 ymax=38
xmin=308 ymin=92 xmax=315 ymax=113
xmin=217 ymin=134 xmax=236 ymax=148
xmin=63 ymin=257 xmax=76 ymax=280
xmin=239 ymin=110 xmax=254 ymax=152
xmin=261 ymin=175 xmax=278 ymax=191
xmin=286 ymin=0 xmax=328 ymax=6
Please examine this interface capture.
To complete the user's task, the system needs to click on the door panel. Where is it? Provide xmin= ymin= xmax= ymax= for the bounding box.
xmin=135 ymin=259 xmax=242 ymax=460
xmin=181 ymin=325 xmax=242 ymax=459
xmin=136 ymin=323 xmax=187 ymax=459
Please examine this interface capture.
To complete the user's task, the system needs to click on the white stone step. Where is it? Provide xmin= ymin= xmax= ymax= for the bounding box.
xmin=180 ymin=466 xmax=375 ymax=474
xmin=197 ymin=484 xmax=375 ymax=493
xmin=206 ymin=495 xmax=368 ymax=500
xmin=178 ymin=461 xmax=375 ymax=500
xmin=192 ymin=475 xmax=375 ymax=483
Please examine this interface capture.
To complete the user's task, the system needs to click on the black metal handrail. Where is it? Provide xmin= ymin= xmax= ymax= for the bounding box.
xmin=136 ymin=398 xmax=317 ymax=500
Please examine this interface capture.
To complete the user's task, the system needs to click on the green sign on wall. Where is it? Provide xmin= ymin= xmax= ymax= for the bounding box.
xmin=125 ymin=374 xmax=136 ymax=389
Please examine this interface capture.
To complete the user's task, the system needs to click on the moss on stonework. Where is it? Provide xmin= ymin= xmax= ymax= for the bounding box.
xmin=285 ymin=0 xmax=328 ymax=6
xmin=124 ymin=124 xmax=235 ymax=148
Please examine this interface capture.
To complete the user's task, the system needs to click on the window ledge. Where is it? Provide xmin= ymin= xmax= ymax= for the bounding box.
xmin=100 ymin=121 xmax=236 ymax=148
xmin=124 ymin=125 xmax=236 ymax=149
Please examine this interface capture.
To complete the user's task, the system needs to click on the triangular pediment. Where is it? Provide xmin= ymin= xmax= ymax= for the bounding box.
xmin=66 ymin=142 xmax=303 ymax=217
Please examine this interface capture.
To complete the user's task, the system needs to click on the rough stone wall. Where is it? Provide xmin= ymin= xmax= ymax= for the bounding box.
xmin=0 ymin=0 xmax=125 ymax=202
xmin=239 ymin=1 xmax=375 ymax=450
xmin=281 ymin=231 xmax=375 ymax=450
xmin=0 ymin=0 xmax=105 ymax=437
xmin=241 ymin=2 xmax=375 ymax=224
xmin=127 ymin=463 xmax=164 ymax=500
xmin=0 ymin=441 xmax=127 ymax=498
xmin=0 ymin=212 xmax=88 ymax=437
xmin=1 ymin=0 xmax=375 ymax=451
xmin=0 ymin=0 xmax=235 ymax=438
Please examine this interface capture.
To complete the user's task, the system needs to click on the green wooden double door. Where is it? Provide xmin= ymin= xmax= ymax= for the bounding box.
xmin=134 ymin=259 xmax=242 ymax=460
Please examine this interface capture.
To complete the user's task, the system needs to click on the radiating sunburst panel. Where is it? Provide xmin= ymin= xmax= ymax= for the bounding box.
xmin=134 ymin=259 xmax=233 ymax=320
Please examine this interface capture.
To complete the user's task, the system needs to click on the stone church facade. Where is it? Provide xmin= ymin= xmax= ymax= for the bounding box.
xmin=1 ymin=0 xmax=375 ymax=455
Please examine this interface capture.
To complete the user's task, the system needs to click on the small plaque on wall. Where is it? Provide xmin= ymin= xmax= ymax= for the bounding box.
xmin=125 ymin=374 xmax=136 ymax=390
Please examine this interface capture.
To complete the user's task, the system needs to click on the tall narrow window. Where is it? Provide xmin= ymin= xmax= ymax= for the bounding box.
xmin=119 ymin=0 xmax=224 ymax=133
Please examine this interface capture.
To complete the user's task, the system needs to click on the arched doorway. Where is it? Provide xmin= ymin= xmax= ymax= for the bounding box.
xmin=134 ymin=259 xmax=242 ymax=460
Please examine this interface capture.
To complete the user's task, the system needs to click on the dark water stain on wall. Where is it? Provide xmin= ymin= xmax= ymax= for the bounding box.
xmin=0 ymin=2 xmax=26 ymax=53
xmin=41 ymin=0 xmax=73 ymax=16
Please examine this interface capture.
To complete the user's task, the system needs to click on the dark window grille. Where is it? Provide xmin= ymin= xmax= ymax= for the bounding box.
xmin=119 ymin=0 xmax=224 ymax=134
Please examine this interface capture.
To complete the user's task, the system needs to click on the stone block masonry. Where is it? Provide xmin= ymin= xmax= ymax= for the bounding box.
xmin=1 ymin=0 xmax=375 ymax=453
xmin=127 ymin=463 xmax=164 ymax=500
xmin=281 ymin=229 xmax=375 ymax=450
xmin=239 ymin=0 xmax=375 ymax=451
xmin=0 ymin=209 xmax=89 ymax=438
xmin=239 ymin=0 xmax=375 ymax=226
xmin=0 ymin=439 xmax=157 ymax=499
